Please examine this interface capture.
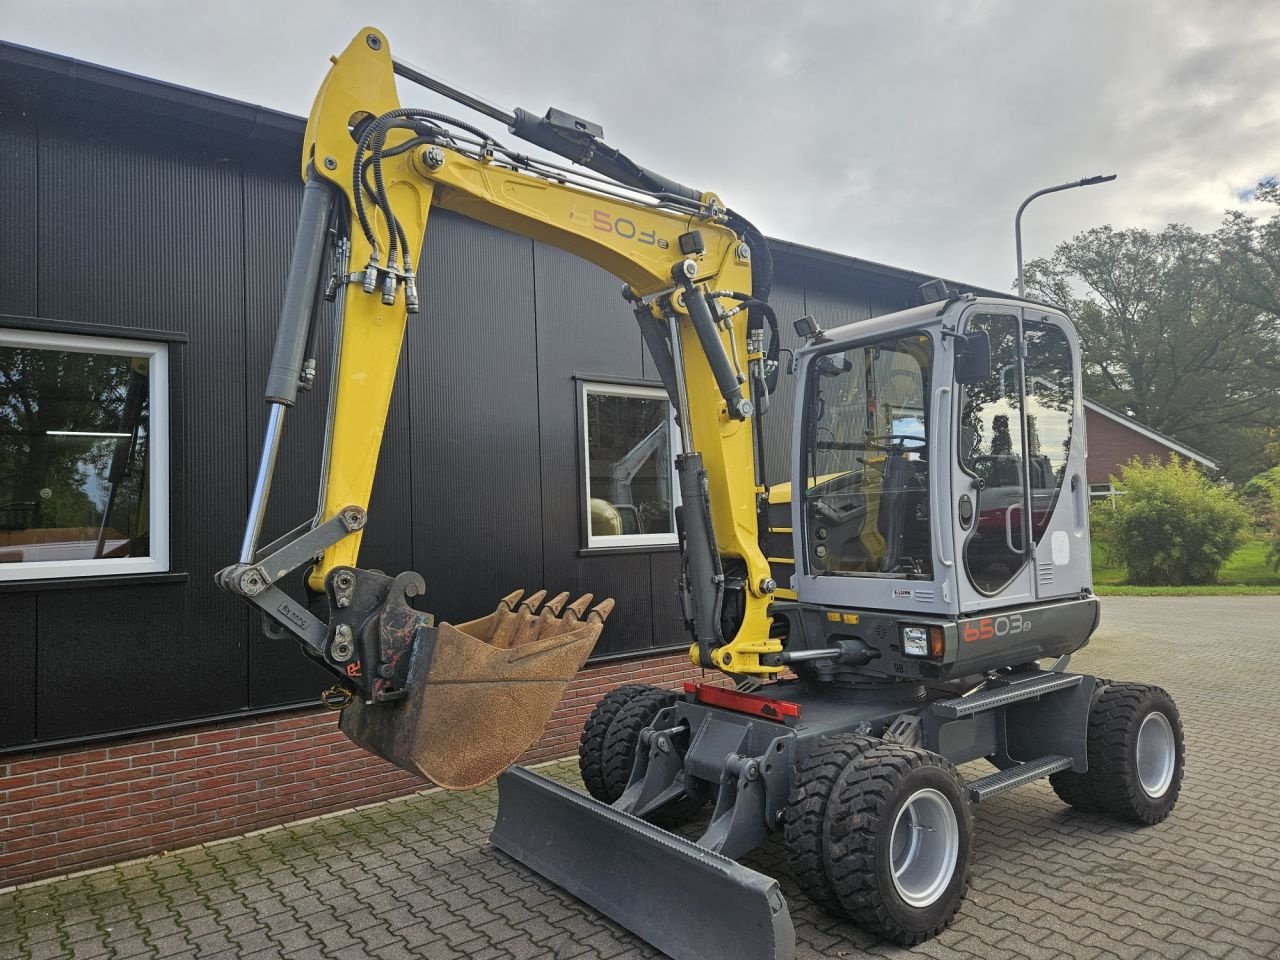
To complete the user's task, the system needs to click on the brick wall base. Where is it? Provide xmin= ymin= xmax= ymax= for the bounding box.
xmin=1 ymin=651 xmax=710 ymax=888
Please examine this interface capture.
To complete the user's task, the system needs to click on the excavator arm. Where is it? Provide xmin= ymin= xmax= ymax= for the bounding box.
xmin=218 ymin=27 xmax=782 ymax=787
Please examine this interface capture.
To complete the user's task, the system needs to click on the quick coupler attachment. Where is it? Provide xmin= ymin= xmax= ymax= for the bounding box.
xmin=491 ymin=767 xmax=795 ymax=960
xmin=342 ymin=589 xmax=613 ymax=789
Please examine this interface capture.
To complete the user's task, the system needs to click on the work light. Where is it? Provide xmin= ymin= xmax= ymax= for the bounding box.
xmin=902 ymin=625 xmax=929 ymax=657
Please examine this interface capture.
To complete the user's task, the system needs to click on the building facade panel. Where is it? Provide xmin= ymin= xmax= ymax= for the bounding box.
xmin=404 ymin=213 xmax=545 ymax=627
xmin=0 ymin=110 xmax=36 ymax=317
xmin=0 ymin=593 xmax=36 ymax=747
xmin=533 ymin=240 xmax=656 ymax=655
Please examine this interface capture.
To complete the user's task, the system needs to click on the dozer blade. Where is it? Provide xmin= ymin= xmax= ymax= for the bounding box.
xmin=342 ymin=590 xmax=613 ymax=789
xmin=491 ymin=767 xmax=796 ymax=960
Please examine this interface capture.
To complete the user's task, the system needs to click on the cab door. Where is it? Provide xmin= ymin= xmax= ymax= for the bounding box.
xmin=1021 ymin=310 xmax=1091 ymax=599
xmin=952 ymin=307 xmax=1035 ymax=612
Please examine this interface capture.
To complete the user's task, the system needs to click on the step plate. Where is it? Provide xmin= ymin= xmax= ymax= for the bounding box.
xmin=967 ymin=754 xmax=1074 ymax=803
xmin=491 ymin=767 xmax=795 ymax=960
xmin=934 ymin=672 xmax=1083 ymax=719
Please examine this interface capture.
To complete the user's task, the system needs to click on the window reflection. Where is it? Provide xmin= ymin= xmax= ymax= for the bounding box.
xmin=0 ymin=347 xmax=151 ymax=564
xmin=959 ymin=315 xmax=1027 ymax=594
xmin=584 ymin=386 xmax=676 ymax=543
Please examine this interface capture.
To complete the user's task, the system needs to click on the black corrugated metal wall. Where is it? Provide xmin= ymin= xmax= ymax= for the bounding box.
xmin=0 ymin=76 xmax=918 ymax=751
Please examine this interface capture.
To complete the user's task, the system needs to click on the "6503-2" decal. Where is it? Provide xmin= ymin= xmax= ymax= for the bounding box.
xmin=962 ymin=613 xmax=1033 ymax=642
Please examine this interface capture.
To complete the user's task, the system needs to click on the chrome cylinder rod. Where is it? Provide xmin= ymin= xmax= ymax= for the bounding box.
xmin=239 ymin=402 xmax=286 ymax=563
xmin=779 ymin=647 xmax=843 ymax=664
xmin=392 ymin=57 xmax=516 ymax=127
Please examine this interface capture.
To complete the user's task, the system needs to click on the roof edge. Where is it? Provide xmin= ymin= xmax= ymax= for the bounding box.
xmin=1084 ymin=399 xmax=1219 ymax=470
xmin=0 ymin=39 xmax=304 ymax=147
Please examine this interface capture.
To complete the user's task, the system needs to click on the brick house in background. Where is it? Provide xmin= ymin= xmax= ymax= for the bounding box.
xmin=1083 ymin=399 xmax=1219 ymax=500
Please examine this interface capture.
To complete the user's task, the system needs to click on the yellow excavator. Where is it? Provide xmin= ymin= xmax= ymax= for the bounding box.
xmin=220 ymin=28 xmax=1185 ymax=960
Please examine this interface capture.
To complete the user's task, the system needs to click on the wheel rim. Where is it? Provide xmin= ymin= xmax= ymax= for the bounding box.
xmin=888 ymin=788 xmax=959 ymax=908
xmin=1136 ymin=710 xmax=1176 ymax=798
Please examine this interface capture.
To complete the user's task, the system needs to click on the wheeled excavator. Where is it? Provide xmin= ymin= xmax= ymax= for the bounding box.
xmin=219 ymin=28 xmax=1186 ymax=960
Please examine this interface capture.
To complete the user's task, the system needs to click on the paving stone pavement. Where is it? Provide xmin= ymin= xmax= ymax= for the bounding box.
xmin=3 ymin=596 xmax=1279 ymax=960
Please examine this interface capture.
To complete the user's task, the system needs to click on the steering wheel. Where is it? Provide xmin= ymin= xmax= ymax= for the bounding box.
xmin=866 ymin=433 xmax=927 ymax=451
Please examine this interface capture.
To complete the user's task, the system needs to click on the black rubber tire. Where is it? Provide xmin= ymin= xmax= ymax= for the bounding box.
xmin=599 ymin=689 xmax=706 ymax=828
xmin=1050 ymin=682 xmax=1184 ymax=825
xmin=783 ymin=735 xmax=880 ymax=917
xmin=824 ymin=744 xmax=972 ymax=946
xmin=600 ymin=689 xmax=678 ymax=800
xmin=578 ymin=684 xmax=655 ymax=802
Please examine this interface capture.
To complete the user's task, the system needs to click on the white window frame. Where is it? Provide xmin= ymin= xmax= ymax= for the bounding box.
xmin=1088 ymin=482 xmax=1124 ymax=506
xmin=0 ymin=328 xmax=170 ymax=581
xmin=580 ymin=380 xmax=681 ymax=549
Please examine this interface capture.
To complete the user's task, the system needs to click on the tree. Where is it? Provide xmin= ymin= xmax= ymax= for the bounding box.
xmin=1024 ymin=220 xmax=1280 ymax=481
xmin=1217 ymin=180 xmax=1280 ymax=322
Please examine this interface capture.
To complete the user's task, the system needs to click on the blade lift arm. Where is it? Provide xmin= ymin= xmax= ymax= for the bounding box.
xmin=217 ymin=28 xmax=783 ymax=723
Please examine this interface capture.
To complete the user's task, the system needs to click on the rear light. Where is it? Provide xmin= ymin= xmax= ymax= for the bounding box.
xmin=929 ymin=625 xmax=945 ymax=658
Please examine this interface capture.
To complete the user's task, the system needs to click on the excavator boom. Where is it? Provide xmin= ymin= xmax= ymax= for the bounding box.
xmin=218 ymin=27 xmax=784 ymax=780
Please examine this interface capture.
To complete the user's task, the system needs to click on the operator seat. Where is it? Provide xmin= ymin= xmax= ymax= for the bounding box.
xmin=877 ymin=448 xmax=911 ymax=572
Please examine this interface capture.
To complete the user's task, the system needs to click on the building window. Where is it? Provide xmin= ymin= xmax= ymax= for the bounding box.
xmin=581 ymin=381 xmax=679 ymax=548
xmin=0 ymin=329 xmax=169 ymax=580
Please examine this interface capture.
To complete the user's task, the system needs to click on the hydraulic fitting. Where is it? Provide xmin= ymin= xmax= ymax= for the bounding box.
xmin=381 ymin=263 xmax=399 ymax=305
xmin=405 ymin=271 xmax=420 ymax=314
xmin=362 ymin=253 xmax=380 ymax=294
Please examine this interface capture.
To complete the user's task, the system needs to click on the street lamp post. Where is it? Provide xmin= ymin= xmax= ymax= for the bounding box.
xmin=1015 ymin=175 xmax=1117 ymax=297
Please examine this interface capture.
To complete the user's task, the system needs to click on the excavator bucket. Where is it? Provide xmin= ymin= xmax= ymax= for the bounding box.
xmin=341 ymin=590 xmax=613 ymax=789
xmin=491 ymin=767 xmax=796 ymax=960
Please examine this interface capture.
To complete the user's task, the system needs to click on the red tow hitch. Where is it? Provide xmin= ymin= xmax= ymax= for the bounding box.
xmin=683 ymin=682 xmax=802 ymax=721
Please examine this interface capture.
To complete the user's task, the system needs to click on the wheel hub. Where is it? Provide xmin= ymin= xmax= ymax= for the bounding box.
xmin=1136 ymin=710 xmax=1176 ymax=798
xmin=888 ymin=787 xmax=959 ymax=908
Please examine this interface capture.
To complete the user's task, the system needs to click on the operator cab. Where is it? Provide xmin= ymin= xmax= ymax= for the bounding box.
xmin=778 ymin=295 xmax=1097 ymax=681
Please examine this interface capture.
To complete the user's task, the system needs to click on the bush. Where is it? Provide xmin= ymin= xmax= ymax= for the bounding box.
xmin=1244 ymin=466 xmax=1280 ymax=573
xmin=1242 ymin=465 xmax=1280 ymax=502
xmin=1092 ymin=456 xmax=1249 ymax=585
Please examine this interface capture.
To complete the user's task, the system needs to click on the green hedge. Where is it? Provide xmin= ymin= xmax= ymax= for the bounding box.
xmin=1093 ymin=457 xmax=1249 ymax=585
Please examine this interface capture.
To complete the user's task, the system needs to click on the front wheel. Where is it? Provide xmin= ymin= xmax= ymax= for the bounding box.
xmin=1050 ymin=682 xmax=1184 ymax=824
xmin=824 ymin=744 xmax=972 ymax=945
xmin=578 ymin=684 xmax=655 ymax=802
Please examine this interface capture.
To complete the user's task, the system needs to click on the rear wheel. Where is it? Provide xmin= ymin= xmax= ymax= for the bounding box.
xmin=578 ymin=684 xmax=654 ymax=802
xmin=824 ymin=744 xmax=972 ymax=945
xmin=1051 ymin=682 xmax=1183 ymax=824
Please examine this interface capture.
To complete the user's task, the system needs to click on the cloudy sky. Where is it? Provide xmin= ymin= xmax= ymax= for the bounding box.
xmin=2 ymin=0 xmax=1276 ymax=290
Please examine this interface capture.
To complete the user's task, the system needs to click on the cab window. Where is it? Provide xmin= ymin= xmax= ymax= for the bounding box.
xmin=802 ymin=332 xmax=933 ymax=578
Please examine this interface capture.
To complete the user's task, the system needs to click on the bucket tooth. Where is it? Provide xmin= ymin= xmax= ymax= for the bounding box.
xmin=341 ymin=589 xmax=612 ymax=789
xmin=492 ymin=767 xmax=795 ymax=960
xmin=518 ymin=589 xmax=547 ymax=614
xmin=539 ymin=591 xmax=570 ymax=621
xmin=563 ymin=592 xmax=593 ymax=620
xmin=496 ymin=588 xmax=524 ymax=610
